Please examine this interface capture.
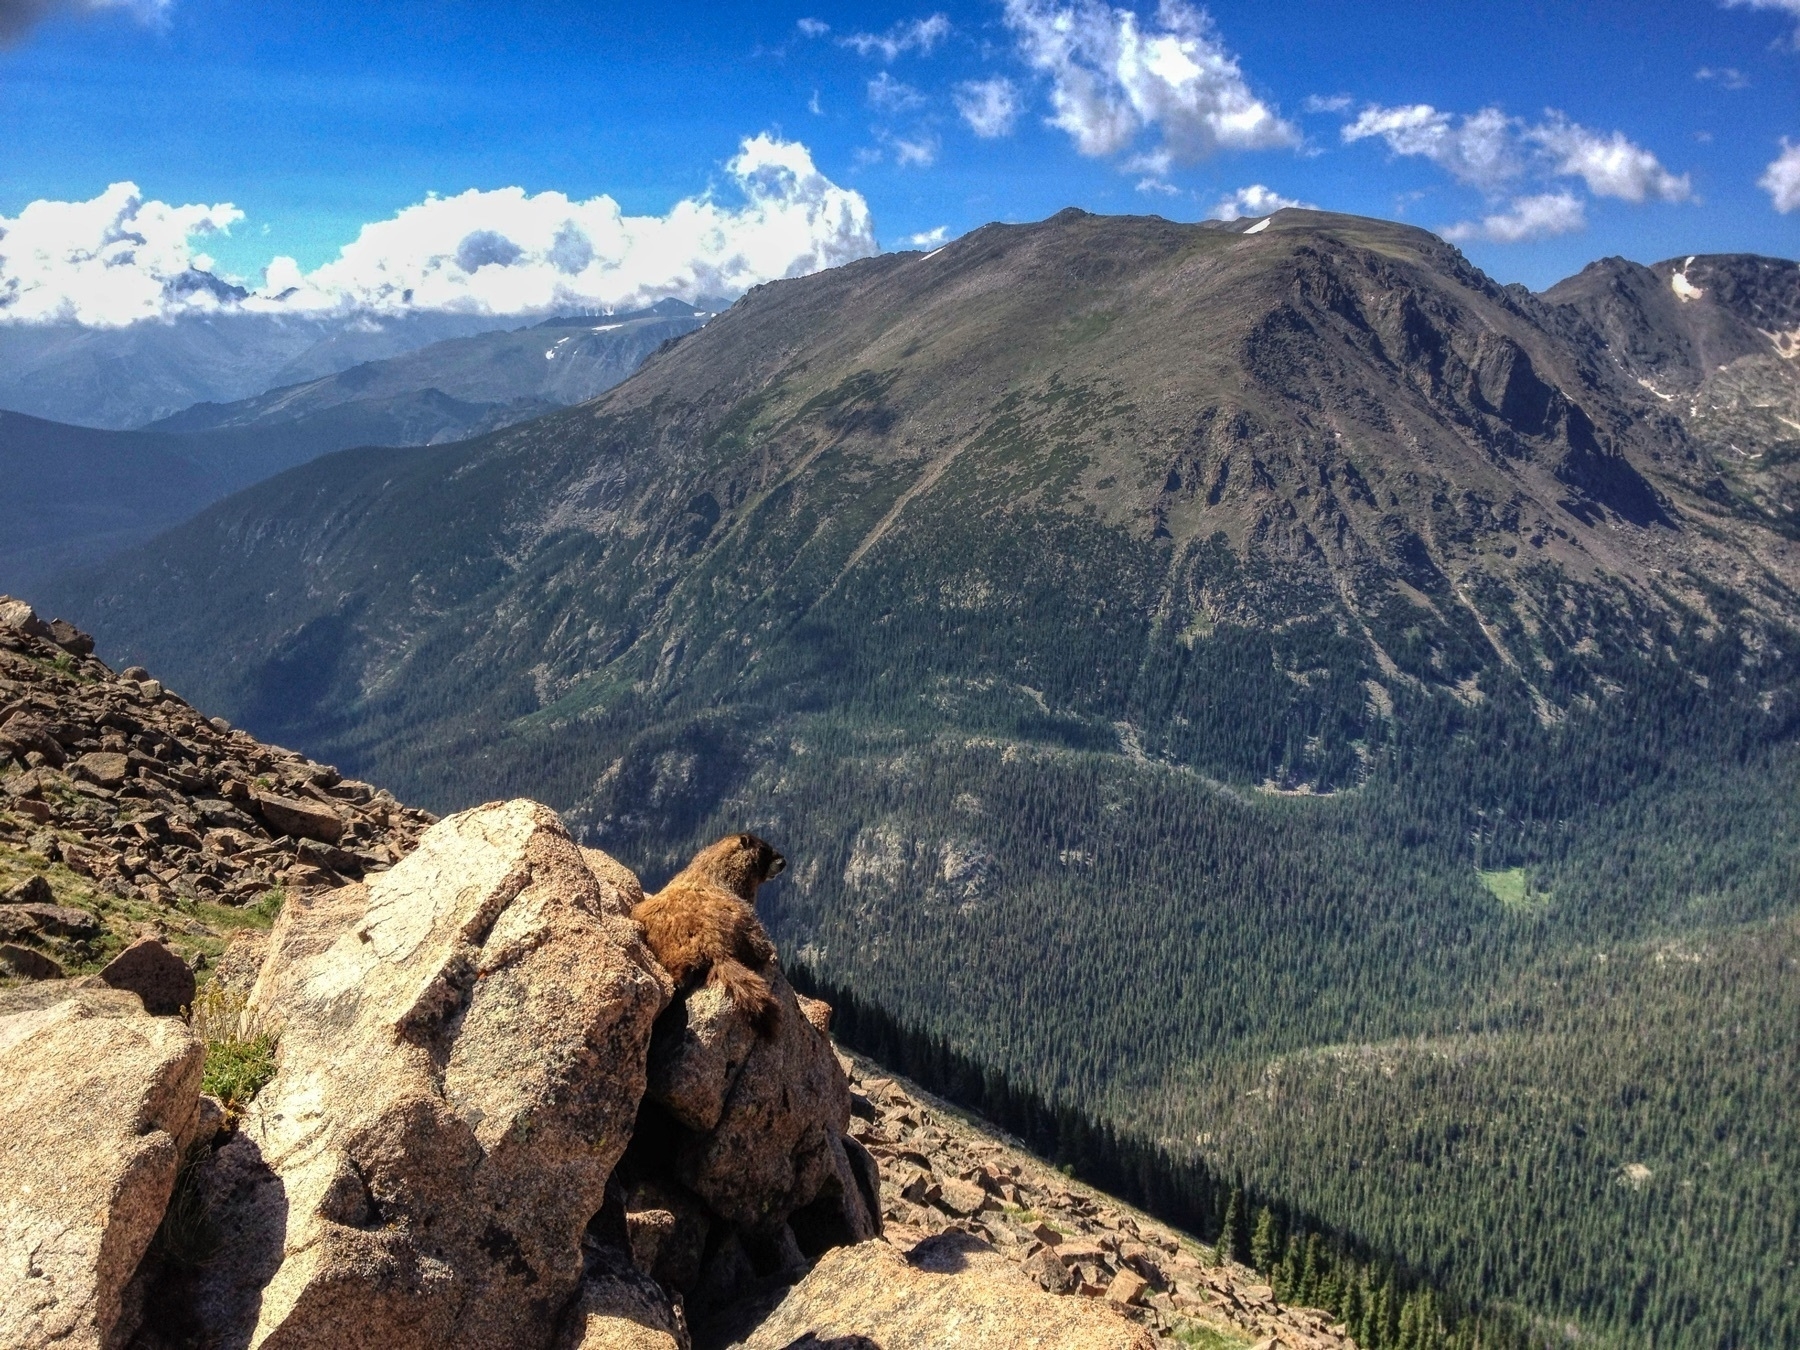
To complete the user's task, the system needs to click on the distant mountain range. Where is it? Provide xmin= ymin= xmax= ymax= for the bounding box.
xmin=38 ymin=210 xmax=1800 ymax=1345
xmin=0 ymin=300 xmax=718 ymax=587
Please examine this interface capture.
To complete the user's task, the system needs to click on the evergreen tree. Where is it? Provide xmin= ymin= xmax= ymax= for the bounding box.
xmin=1220 ymin=1187 xmax=1249 ymax=1265
xmin=1300 ymin=1231 xmax=1325 ymax=1306
xmin=1251 ymin=1206 xmax=1282 ymax=1274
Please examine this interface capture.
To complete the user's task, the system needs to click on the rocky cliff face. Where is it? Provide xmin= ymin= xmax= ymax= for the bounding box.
xmin=1 ymin=605 xmax=1243 ymax=1350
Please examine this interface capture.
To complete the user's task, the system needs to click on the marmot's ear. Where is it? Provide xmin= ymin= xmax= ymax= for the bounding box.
xmin=739 ymin=833 xmax=754 ymax=848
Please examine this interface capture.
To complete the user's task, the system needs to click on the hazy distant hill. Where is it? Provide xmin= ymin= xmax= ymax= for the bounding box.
xmin=49 ymin=210 xmax=1800 ymax=1345
xmin=147 ymin=298 xmax=718 ymax=441
xmin=0 ymin=309 xmax=518 ymax=429
xmin=0 ymin=301 xmax=717 ymax=588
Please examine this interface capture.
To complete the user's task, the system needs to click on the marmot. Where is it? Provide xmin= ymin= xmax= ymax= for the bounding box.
xmin=632 ymin=833 xmax=787 ymax=1036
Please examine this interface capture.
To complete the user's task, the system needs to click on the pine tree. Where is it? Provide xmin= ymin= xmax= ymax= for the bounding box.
xmin=1220 ymin=1187 xmax=1249 ymax=1265
xmin=1300 ymin=1231 xmax=1325 ymax=1306
xmin=1250 ymin=1206 xmax=1281 ymax=1274
xmin=1277 ymin=1234 xmax=1303 ymax=1303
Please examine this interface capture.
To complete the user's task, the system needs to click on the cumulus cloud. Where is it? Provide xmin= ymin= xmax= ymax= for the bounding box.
xmin=0 ymin=0 xmax=166 ymax=44
xmin=1209 ymin=184 xmax=1310 ymax=220
xmin=868 ymin=71 xmax=926 ymax=111
xmin=0 ymin=181 xmax=243 ymax=325
xmin=955 ymin=76 xmax=1022 ymax=138
xmin=0 ymin=135 xmax=877 ymax=327
xmin=1342 ymin=104 xmax=1522 ymax=192
xmin=1003 ymin=0 xmax=1298 ymax=163
xmin=1443 ymin=191 xmax=1586 ymax=244
xmin=904 ymin=226 xmax=950 ymax=247
xmin=1526 ymin=115 xmax=1691 ymax=202
xmin=841 ymin=13 xmax=950 ymax=60
xmin=1762 ymin=140 xmax=1800 ymax=212
xmin=1342 ymin=102 xmax=1690 ymax=235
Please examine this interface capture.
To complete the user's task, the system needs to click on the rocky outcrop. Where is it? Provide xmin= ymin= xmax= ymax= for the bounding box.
xmin=0 ymin=598 xmax=436 ymax=987
xmin=0 ymin=984 xmax=203 ymax=1350
xmin=195 ymin=799 xmax=671 ymax=1350
xmin=646 ymin=970 xmax=876 ymax=1240
xmin=734 ymin=1232 xmax=1158 ymax=1350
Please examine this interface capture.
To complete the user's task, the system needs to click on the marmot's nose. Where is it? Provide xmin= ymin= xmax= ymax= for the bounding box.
xmin=769 ymin=853 xmax=786 ymax=876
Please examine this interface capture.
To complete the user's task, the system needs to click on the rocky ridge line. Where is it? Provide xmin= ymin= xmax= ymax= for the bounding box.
xmin=849 ymin=1055 xmax=1355 ymax=1350
xmin=0 ymin=595 xmax=436 ymax=984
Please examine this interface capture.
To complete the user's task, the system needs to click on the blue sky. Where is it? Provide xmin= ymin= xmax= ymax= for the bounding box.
xmin=0 ymin=0 xmax=1795 ymax=315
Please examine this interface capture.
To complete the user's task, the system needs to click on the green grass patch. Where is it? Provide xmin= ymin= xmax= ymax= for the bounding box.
xmin=1479 ymin=866 xmax=1551 ymax=913
xmin=202 ymin=1034 xmax=278 ymax=1111
xmin=1169 ymin=1321 xmax=1254 ymax=1348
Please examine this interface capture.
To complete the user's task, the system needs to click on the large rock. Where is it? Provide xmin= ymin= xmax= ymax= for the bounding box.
xmin=732 ymin=1233 xmax=1158 ymax=1350
xmin=558 ymin=1244 xmax=690 ymax=1350
xmin=0 ymin=985 xmax=204 ymax=1350
xmin=646 ymin=967 xmax=877 ymax=1245
xmin=99 ymin=937 xmax=196 ymax=1016
xmin=201 ymin=800 xmax=672 ymax=1350
xmin=251 ymin=791 xmax=347 ymax=845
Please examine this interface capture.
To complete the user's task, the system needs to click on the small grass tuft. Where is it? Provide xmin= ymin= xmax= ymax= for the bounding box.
xmin=192 ymin=984 xmax=278 ymax=1113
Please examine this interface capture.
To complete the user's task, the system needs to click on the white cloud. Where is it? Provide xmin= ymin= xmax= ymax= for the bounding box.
xmin=1526 ymin=115 xmax=1691 ymax=202
xmin=0 ymin=181 xmax=243 ymax=325
xmin=868 ymin=71 xmax=926 ymax=112
xmin=1723 ymin=0 xmax=1800 ymax=36
xmin=0 ymin=0 xmax=167 ymax=44
xmin=1694 ymin=65 xmax=1750 ymax=88
xmin=841 ymin=13 xmax=951 ymax=60
xmin=904 ymin=226 xmax=950 ymax=247
xmin=1443 ymin=191 xmax=1586 ymax=244
xmin=0 ymin=135 xmax=877 ymax=327
xmin=888 ymin=132 xmax=940 ymax=168
xmin=796 ymin=16 xmax=829 ymax=36
xmin=1303 ymin=94 xmax=1353 ymax=114
xmin=1003 ymin=0 xmax=1298 ymax=162
xmin=1343 ymin=102 xmax=1690 ymax=208
xmin=1761 ymin=139 xmax=1800 ymax=212
xmin=1342 ymin=104 xmax=1522 ymax=192
xmin=1209 ymin=183 xmax=1310 ymax=220
xmin=955 ymin=76 xmax=1022 ymax=138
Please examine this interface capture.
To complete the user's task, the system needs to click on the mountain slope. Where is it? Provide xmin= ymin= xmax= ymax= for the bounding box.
xmin=1545 ymin=252 xmax=1800 ymax=532
xmin=45 ymin=209 xmax=1800 ymax=1344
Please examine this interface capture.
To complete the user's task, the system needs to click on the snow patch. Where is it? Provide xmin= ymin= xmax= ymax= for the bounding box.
xmin=1243 ymin=217 xmax=1272 ymax=235
xmin=1671 ymin=258 xmax=1704 ymax=302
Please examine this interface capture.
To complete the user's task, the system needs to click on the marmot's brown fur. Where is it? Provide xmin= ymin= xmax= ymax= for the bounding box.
xmin=632 ymin=833 xmax=786 ymax=1036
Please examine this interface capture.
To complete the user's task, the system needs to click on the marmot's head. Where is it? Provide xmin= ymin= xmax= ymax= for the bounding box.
xmin=687 ymin=832 xmax=786 ymax=900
